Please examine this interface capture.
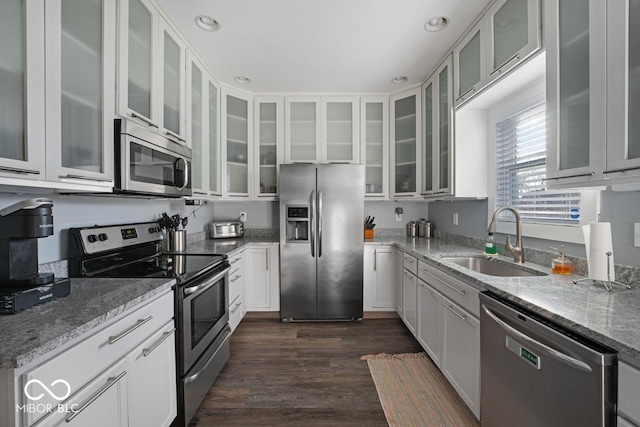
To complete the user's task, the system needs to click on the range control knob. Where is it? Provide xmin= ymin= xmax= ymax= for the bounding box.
xmin=87 ymin=234 xmax=98 ymax=243
xmin=98 ymin=233 xmax=108 ymax=242
xmin=148 ymin=227 xmax=155 ymax=234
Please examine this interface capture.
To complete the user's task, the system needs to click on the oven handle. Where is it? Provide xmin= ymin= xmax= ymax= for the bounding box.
xmin=183 ymin=267 xmax=230 ymax=297
xmin=184 ymin=328 xmax=231 ymax=385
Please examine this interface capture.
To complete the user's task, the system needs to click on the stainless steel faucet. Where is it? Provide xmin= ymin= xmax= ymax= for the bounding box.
xmin=488 ymin=206 xmax=524 ymax=263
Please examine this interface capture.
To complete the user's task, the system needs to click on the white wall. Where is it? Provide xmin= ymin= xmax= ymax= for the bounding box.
xmin=0 ymin=193 xmax=216 ymax=263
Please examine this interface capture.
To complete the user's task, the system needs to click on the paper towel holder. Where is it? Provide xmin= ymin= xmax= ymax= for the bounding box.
xmin=573 ymin=252 xmax=631 ymax=291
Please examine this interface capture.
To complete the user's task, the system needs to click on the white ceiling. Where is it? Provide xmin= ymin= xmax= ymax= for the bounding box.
xmin=155 ymin=0 xmax=494 ymax=94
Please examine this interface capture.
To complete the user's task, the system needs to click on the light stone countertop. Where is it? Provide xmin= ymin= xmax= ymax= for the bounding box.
xmin=366 ymin=236 xmax=640 ymax=364
xmin=187 ymin=236 xmax=278 ymax=256
xmin=0 ymin=277 xmax=175 ymax=369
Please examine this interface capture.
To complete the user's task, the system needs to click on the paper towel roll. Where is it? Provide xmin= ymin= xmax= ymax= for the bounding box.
xmin=582 ymin=222 xmax=615 ymax=282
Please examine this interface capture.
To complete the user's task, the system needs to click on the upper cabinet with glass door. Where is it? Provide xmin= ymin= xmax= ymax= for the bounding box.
xmin=544 ymin=0 xmax=607 ymax=187
xmin=222 ymin=88 xmax=252 ymax=197
xmin=453 ymin=21 xmax=486 ymax=107
xmin=285 ymin=97 xmax=321 ymax=163
xmin=158 ymin=18 xmax=186 ymax=145
xmin=322 ymin=97 xmax=359 ymax=163
xmin=44 ymin=0 xmax=116 ymax=188
xmin=207 ymin=77 xmax=221 ymax=196
xmin=255 ymin=97 xmax=283 ymax=198
xmin=0 ymin=0 xmax=46 ymax=181
xmin=187 ymin=53 xmax=206 ymax=196
xmin=390 ymin=88 xmax=421 ymax=198
xmin=361 ymin=97 xmax=389 ymax=198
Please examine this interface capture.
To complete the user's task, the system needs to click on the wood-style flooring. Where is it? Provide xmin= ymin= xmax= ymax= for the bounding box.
xmin=188 ymin=315 xmax=423 ymax=426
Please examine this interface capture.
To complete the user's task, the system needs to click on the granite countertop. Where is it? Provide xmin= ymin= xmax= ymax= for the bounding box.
xmin=367 ymin=236 xmax=640 ymax=363
xmin=0 ymin=277 xmax=175 ymax=369
xmin=188 ymin=236 xmax=278 ymax=256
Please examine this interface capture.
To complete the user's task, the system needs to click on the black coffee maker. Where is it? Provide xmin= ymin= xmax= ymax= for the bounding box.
xmin=0 ymin=198 xmax=70 ymax=313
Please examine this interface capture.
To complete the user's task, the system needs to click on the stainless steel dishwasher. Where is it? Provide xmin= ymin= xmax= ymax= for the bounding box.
xmin=480 ymin=292 xmax=617 ymax=427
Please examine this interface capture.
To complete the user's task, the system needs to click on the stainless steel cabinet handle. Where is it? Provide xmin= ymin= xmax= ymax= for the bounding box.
xmin=59 ymin=174 xmax=113 ymax=182
xmin=143 ymin=328 xmax=176 ymax=357
xmin=318 ymin=190 xmax=323 ymax=258
xmin=266 ymin=249 xmax=269 ymax=271
xmin=542 ymin=172 xmax=596 ymax=181
xmin=108 ymin=316 xmax=153 ymax=344
xmin=374 ymin=249 xmax=377 ymax=271
xmin=423 ymin=270 xmax=465 ymax=295
xmin=455 ymin=86 xmax=476 ymax=102
xmin=65 ymin=370 xmax=127 ymax=422
xmin=165 ymin=130 xmax=186 ymax=143
xmin=130 ymin=111 xmax=158 ymax=128
xmin=0 ymin=166 xmax=40 ymax=175
xmin=230 ymin=275 xmax=242 ymax=283
xmin=444 ymin=304 xmax=466 ymax=321
xmin=230 ymin=301 xmax=242 ymax=314
xmin=490 ymin=53 xmax=520 ymax=76
xmin=603 ymin=165 xmax=640 ymax=174
xmin=230 ymin=258 xmax=241 ymax=264
xmin=481 ymin=304 xmax=593 ymax=373
xmin=310 ymin=189 xmax=316 ymax=257
xmin=418 ymin=283 xmax=433 ymax=296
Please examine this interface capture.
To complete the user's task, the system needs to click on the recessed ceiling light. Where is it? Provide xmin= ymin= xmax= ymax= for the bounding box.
xmin=391 ymin=76 xmax=408 ymax=84
xmin=234 ymin=76 xmax=251 ymax=84
xmin=195 ymin=15 xmax=220 ymax=32
xmin=424 ymin=16 xmax=450 ymax=32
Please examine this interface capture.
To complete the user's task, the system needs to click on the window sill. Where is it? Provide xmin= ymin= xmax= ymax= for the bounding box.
xmin=495 ymin=221 xmax=584 ymax=244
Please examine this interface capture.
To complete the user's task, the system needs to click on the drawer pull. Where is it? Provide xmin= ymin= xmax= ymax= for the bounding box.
xmin=230 ymin=275 xmax=242 ymax=283
xmin=143 ymin=328 xmax=176 ymax=357
xmin=230 ymin=258 xmax=241 ymax=264
xmin=108 ymin=316 xmax=153 ymax=344
xmin=65 ymin=370 xmax=127 ymax=422
xmin=165 ymin=130 xmax=186 ymax=143
xmin=0 ymin=166 xmax=40 ymax=175
xmin=230 ymin=301 xmax=242 ymax=314
xmin=130 ymin=111 xmax=158 ymax=128
xmin=419 ymin=283 xmax=433 ymax=296
xmin=422 ymin=270 xmax=465 ymax=296
xmin=490 ymin=53 xmax=520 ymax=76
xmin=444 ymin=304 xmax=466 ymax=321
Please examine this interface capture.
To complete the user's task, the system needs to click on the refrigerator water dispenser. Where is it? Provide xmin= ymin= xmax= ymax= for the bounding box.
xmin=286 ymin=205 xmax=309 ymax=242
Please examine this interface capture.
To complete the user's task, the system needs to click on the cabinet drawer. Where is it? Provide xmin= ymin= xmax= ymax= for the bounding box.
xmin=403 ymin=253 xmax=418 ymax=276
xmin=229 ymin=296 xmax=243 ymax=332
xmin=229 ymin=268 xmax=244 ymax=304
xmin=418 ymin=260 xmax=479 ymax=317
xmin=229 ymin=252 xmax=244 ymax=269
xmin=23 ymin=291 xmax=173 ymax=425
xmin=619 ymin=361 xmax=640 ymax=424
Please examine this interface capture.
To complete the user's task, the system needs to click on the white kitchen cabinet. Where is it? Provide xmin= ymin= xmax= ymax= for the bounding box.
xmin=544 ymin=0 xmax=607 ymax=187
xmin=284 ymin=96 xmax=358 ymax=164
xmin=361 ymin=97 xmax=389 ymax=198
xmin=486 ymin=0 xmax=541 ymax=84
xmin=619 ymin=360 xmax=640 ymax=426
xmin=363 ymin=245 xmax=396 ymax=311
xmin=245 ymin=244 xmax=280 ymax=311
xmin=454 ymin=21 xmax=486 ymax=107
xmin=158 ymin=18 xmax=186 ymax=144
xmin=402 ymin=269 xmax=418 ymax=335
xmin=417 ymin=278 xmax=442 ymax=367
xmin=390 ymin=88 xmax=422 ymax=198
xmin=254 ymin=97 xmax=283 ymax=198
xmin=0 ymin=0 xmax=46 ymax=181
xmin=222 ymin=88 xmax=253 ymax=197
xmin=618 ymin=417 xmax=636 ymax=427
xmin=228 ymin=250 xmax=246 ymax=331
xmin=441 ymin=296 xmax=480 ymax=419
xmin=44 ymin=0 xmax=115 ymax=188
xmin=396 ymin=249 xmax=404 ymax=316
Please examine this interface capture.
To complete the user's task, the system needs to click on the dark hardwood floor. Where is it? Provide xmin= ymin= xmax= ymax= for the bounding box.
xmin=188 ymin=316 xmax=422 ymax=426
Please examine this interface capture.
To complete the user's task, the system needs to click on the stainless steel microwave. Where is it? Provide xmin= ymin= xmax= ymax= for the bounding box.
xmin=114 ymin=118 xmax=191 ymax=197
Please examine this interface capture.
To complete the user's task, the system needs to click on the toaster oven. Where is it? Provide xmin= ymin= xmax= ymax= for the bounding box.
xmin=209 ymin=221 xmax=244 ymax=239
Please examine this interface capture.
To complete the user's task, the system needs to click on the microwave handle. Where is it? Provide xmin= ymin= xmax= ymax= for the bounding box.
xmin=175 ymin=157 xmax=189 ymax=191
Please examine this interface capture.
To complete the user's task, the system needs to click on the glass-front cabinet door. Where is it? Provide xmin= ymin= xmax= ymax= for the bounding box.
xmin=255 ymin=97 xmax=282 ymax=197
xmin=0 ymin=0 xmax=45 ymax=179
xmin=208 ymin=79 xmax=221 ymax=195
xmin=222 ymin=89 xmax=252 ymax=197
xmin=159 ymin=18 xmax=186 ymax=144
xmin=486 ymin=0 xmax=541 ymax=83
xmin=322 ymin=97 xmax=359 ymax=163
xmin=285 ymin=97 xmax=321 ymax=163
xmin=361 ymin=97 xmax=389 ymax=198
xmin=606 ymin=0 xmax=640 ymax=182
xmin=117 ymin=0 xmax=159 ymax=128
xmin=545 ymin=0 xmax=606 ymax=186
xmin=390 ymin=88 xmax=421 ymax=198
xmin=188 ymin=54 xmax=205 ymax=194
xmin=453 ymin=22 xmax=486 ymax=107
xmin=44 ymin=0 xmax=115 ymax=185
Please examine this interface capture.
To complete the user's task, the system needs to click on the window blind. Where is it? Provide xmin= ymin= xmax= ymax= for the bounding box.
xmin=495 ymin=103 xmax=581 ymax=224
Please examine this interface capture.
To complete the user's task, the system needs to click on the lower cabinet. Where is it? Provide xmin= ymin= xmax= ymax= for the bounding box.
xmin=416 ymin=279 xmax=442 ymax=367
xmin=619 ymin=360 xmax=640 ymax=426
xmin=396 ymin=250 xmax=404 ymax=316
xmin=228 ymin=250 xmax=246 ymax=332
xmin=363 ymin=245 xmax=396 ymax=311
xmin=245 ymin=244 xmax=280 ymax=311
xmin=402 ymin=268 xmax=418 ymax=334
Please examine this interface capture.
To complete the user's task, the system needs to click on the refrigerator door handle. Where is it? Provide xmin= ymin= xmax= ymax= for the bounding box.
xmin=310 ymin=189 xmax=316 ymax=257
xmin=318 ymin=190 xmax=323 ymax=258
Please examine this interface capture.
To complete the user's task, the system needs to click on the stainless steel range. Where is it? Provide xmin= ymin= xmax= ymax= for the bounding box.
xmin=68 ymin=222 xmax=230 ymax=427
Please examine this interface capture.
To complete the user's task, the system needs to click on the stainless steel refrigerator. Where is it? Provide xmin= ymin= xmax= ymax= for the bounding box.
xmin=279 ymin=163 xmax=364 ymax=321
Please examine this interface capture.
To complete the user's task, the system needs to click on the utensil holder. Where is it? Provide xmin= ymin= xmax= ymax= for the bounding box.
xmin=168 ymin=229 xmax=187 ymax=253
xmin=364 ymin=229 xmax=374 ymax=239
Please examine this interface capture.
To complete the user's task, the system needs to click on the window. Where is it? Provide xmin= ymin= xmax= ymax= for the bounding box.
xmin=495 ymin=102 xmax=581 ymax=225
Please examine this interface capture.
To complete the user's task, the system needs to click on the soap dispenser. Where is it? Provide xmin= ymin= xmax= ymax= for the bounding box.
xmin=551 ymin=246 xmax=572 ymax=275
xmin=485 ymin=233 xmax=497 ymax=255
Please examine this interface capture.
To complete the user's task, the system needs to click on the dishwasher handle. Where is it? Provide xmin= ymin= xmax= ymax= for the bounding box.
xmin=482 ymin=304 xmax=593 ymax=373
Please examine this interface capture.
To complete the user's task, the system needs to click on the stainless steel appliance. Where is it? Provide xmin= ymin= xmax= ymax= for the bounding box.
xmin=68 ymin=222 xmax=230 ymax=427
xmin=114 ymin=119 xmax=191 ymax=197
xmin=279 ymin=163 xmax=364 ymax=321
xmin=480 ymin=292 xmax=617 ymax=427
xmin=209 ymin=221 xmax=245 ymax=239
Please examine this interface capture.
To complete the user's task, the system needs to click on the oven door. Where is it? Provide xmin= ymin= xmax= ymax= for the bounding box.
xmin=181 ymin=266 xmax=230 ymax=373
xmin=119 ymin=133 xmax=191 ymax=197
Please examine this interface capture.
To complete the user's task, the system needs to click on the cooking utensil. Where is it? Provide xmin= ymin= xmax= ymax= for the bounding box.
xmin=181 ymin=217 xmax=188 ymax=229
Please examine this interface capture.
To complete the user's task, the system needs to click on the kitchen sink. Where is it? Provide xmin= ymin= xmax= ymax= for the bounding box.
xmin=441 ymin=255 xmax=548 ymax=277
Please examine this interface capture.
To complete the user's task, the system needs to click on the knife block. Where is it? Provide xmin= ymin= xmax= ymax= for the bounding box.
xmin=364 ymin=229 xmax=374 ymax=240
